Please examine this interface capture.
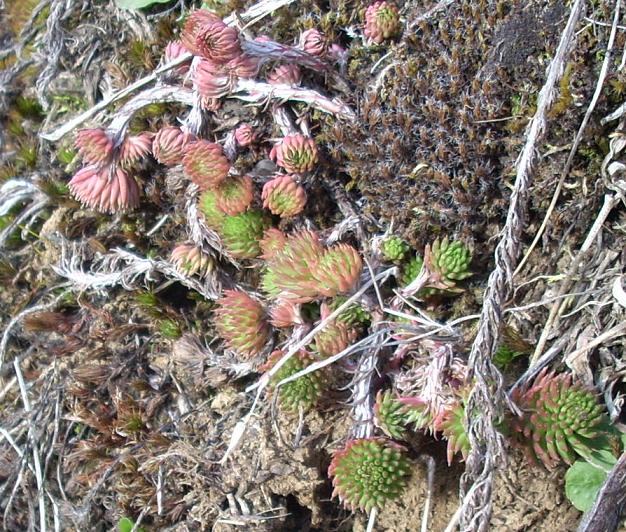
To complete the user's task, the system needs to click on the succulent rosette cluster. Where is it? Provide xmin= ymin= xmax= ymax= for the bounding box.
xmin=428 ymin=237 xmax=472 ymax=287
xmin=437 ymin=401 xmax=471 ymax=465
xmin=267 ymin=64 xmax=302 ymax=86
xmin=261 ymin=229 xmax=363 ymax=302
xmin=69 ymin=165 xmax=141 ymax=214
xmin=219 ymin=209 xmax=271 ymax=258
xmin=380 ymin=235 xmax=409 ymax=262
xmin=259 ymin=228 xmax=288 ymax=260
xmin=299 ymin=28 xmax=327 ymax=56
xmin=329 ymin=438 xmax=410 ymax=512
xmin=216 ymin=175 xmax=254 ymax=216
xmin=262 ymin=350 xmax=322 ymax=412
xmin=214 ymin=290 xmax=269 ymax=357
xmin=152 ymin=127 xmax=191 ymax=166
xmin=312 ymin=303 xmax=356 ymax=357
xmin=69 ymin=127 xmax=153 ymax=213
xmin=183 ymin=140 xmax=231 ymax=190
xmin=510 ymin=370 xmax=613 ymax=469
xmin=364 ymin=1 xmax=401 ymax=44
xmin=261 ymin=174 xmax=307 ymax=217
xmin=234 ymin=123 xmax=255 ymax=147
xmin=271 ymin=133 xmax=319 ymax=173
xmin=269 ymin=299 xmax=304 ymax=328
xmin=170 ymin=243 xmax=213 ymax=278
xmin=374 ymin=390 xmax=408 ymax=440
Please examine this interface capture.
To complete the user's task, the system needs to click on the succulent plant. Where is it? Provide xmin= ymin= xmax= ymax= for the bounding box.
xmin=170 ymin=243 xmax=213 ymax=278
xmin=69 ymin=165 xmax=140 ymax=213
xmin=261 ymin=229 xmax=325 ymax=300
xmin=328 ymin=296 xmax=371 ymax=327
xmin=183 ymin=140 xmax=230 ymax=190
xmin=429 ymin=237 xmax=472 ymax=286
xmin=195 ymin=19 xmax=241 ymax=63
xmin=436 ymin=400 xmax=471 ymax=465
xmin=381 ymin=235 xmax=409 ymax=262
xmin=226 ymin=54 xmax=260 ymax=79
xmin=328 ymin=438 xmax=410 ymax=512
xmin=198 ymin=189 xmax=226 ymax=229
xmin=180 ymin=9 xmax=221 ymax=56
xmin=374 ymin=390 xmax=408 ymax=440
xmin=234 ymin=123 xmax=255 ymax=147
xmin=193 ymin=59 xmax=234 ymax=100
xmin=267 ymin=64 xmax=302 ymax=86
xmin=261 ymin=174 xmax=307 ymax=217
xmin=311 ymin=244 xmax=363 ymax=297
xmin=263 ymin=350 xmax=322 ymax=412
xmin=259 ymin=228 xmax=288 ymax=259
xmin=364 ymin=1 xmax=401 ymax=44
xmin=299 ymin=28 xmax=326 ymax=56
xmin=215 ymin=175 xmax=254 ymax=215
xmin=400 ymin=254 xmax=424 ymax=286
xmin=75 ymin=128 xmax=113 ymax=165
xmin=163 ymin=40 xmax=190 ymax=76
xmin=272 ymin=134 xmax=318 ymax=174
xmin=220 ymin=209 xmax=270 ymax=258
xmin=510 ymin=370 xmax=613 ymax=469
xmin=269 ymin=299 xmax=303 ymax=328
xmin=262 ymin=231 xmax=363 ymax=301
xmin=313 ymin=318 xmax=355 ymax=358
xmin=214 ymin=290 xmax=269 ymax=357
xmin=118 ymin=133 xmax=153 ymax=168
xmin=153 ymin=126 xmax=190 ymax=165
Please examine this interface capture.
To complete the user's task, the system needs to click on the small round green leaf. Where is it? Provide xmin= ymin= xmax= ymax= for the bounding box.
xmin=564 ymin=460 xmax=607 ymax=512
xmin=114 ymin=0 xmax=171 ymax=10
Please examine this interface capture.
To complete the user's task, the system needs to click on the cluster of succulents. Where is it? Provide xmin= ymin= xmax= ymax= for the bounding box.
xmin=328 ymin=438 xmax=410 ymax=512
xmin=262 ymin=350 xmax=323 ymax=412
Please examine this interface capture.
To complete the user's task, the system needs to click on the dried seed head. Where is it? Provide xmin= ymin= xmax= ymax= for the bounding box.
xmin=214 ymin=289 xmax=269 ymax=357
xmin=170 ymin=243 xmax=214 ymax=278
xmin=261 ymin=174 xmax=307 ymax=217
xmin=273 ymin=134 xmax=318 ymax=173
xmin=153 ymin=127 xmax=191 ymax=166
xmin=215 ymin=175 xmax=254 ymax=215
xmin=234 ymin=123 xmax=255 ymax=147
xmin=364 ymin=1 xmax=401 ymax=44
xmin=69 ymin=165 xmax=140 ymax=213
xmin=299 ymin=28 xmax=327 ymax=56
xmin=183 ymin=140 xmax=230 ymax=190
xmin=118 ymin=132 xmax=154 ymax=168
xmin=267 ymin=64 xmax=302 ymax=86
xmin=75 ymin=128 xmax=113 ymax=165
xmin=329 ymin=438 xmax=410 ymax=512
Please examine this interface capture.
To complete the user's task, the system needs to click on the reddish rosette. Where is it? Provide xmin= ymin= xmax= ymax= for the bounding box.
xmin=364 ymin=1 xmax=401 ymax=44
xmin=299 ymin=29 xmax=327 ymax=56
xmin=234 ymin=124 xmax=255 ymax=147
xmin=311 ymin=244 xmax=363 ymax=297
xmin=269 ymin=299 xmax=303 ymax=328
xmin=226 ymin=54 xmax=260 ymax=79
xmin=152 ymin=127 xmax=190 ymax=166
xmin=215 ymin=174 xmax=254 ymax=216
xmin=182 ymin=140 xmax=230 ymax=190
xmin=170 ymin=243 xmax=214 ymax=278
xmin=214 ymin=290 xmax=269 ymax=357
xmin=259 ymin=228 xmax=287 ymax=259
xmin=273 ymin=134 xmax=318 ymax=173
xmin=193 ymin=58 xmax=234 ymax=99
xmin=180 ymin=9 xmax=221 ymax=55
xmin=75 ymin=128 xmax=113 ymax=166
xmin=163 ymin=40 xmax=191 ymax=75
xmin=69 ymin=165 xmax=140 ymax=213
xmin=261 ymin=174 xmax=307 ymax=218
xmin=194 ymin=19 xmax=241 ymax=64
xmin=118 ymin=132 xmax=154 ymax=168
xmin=267 ymin=64 xmax=302 ymax=86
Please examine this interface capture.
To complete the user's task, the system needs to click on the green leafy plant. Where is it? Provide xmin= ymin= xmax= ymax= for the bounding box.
xmin=114 ymin=0 xmax=172 ymax=11
xmin=564 ymin=460 xmax=609 ymax=512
